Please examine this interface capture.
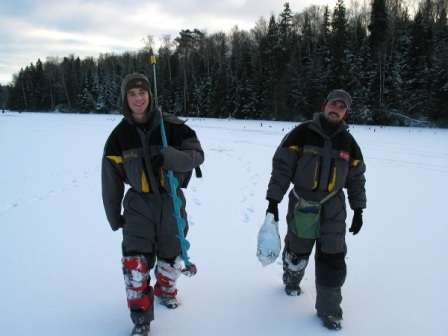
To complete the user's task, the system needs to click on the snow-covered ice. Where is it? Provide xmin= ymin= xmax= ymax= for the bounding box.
xmin=1 ymin=112 xmax=447 ymax=335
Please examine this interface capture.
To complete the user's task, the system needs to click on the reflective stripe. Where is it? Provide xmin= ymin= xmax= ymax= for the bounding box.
xmin=328 ymin=165 xmax=337 ymax=192
xmin=312 ymin=159 xmax=320 ymax=190
xmin=141 ymin=170 xmax=150 ymax=193
xmin=303 ymin=147 xmax=320 ymax=155
xmin=106 ymin=155 xmax=123 ymax=164
xmin=289 ymin=145 xmax=300 ymax=152
xmin=351 ymin=159 xmax=360 ymax=167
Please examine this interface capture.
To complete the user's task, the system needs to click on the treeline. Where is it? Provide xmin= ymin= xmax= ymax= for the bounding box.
xmin=3 ymin=0 xmax=448 ymax=126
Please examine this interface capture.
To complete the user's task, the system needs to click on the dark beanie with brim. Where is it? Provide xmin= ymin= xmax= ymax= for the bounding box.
xmin=326 ymin=89 xmax=352 ymax=110
xmin=120 ymin=73 xmax=153 ymax=119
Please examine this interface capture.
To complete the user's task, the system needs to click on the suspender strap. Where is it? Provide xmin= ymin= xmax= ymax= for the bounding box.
xmin=292 ymin=188 xmax=339 ymax=205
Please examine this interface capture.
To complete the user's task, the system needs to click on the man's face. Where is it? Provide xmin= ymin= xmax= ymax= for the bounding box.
xmin=127 ymin=87 xmax=150 ymax=122
xmin=323 ymin=100 xmax=347 ymax=124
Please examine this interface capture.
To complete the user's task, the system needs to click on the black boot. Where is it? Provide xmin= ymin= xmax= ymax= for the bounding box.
xmin=315 ymin=285 xmax=343 ymax=328
xmin=131 ymin=323 xmax=150 ymax=336
xmin=282 ymin=250 xmax=308 ymax=296
xmin=317 ymin=313 xmax=342 ymax=330
xmin=282 ymin=269 xmax=303 ymax=296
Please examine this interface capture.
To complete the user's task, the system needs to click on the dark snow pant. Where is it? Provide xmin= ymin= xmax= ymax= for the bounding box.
xmin=122 ymin=189 xmax=188 ymax=258
xmin=121 ymin=188 xmax=188 ymax=325
xmin=283 ymin=238 xmax=347 ymax=319
xmin=284 ymin=191 xmax=347 ymax=318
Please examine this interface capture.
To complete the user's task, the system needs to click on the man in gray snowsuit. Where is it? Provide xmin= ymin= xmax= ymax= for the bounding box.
xmin=102 ymin=73 xmax=204 ymax=336
xmin=261 ymin=89 xmax=366 ymax=330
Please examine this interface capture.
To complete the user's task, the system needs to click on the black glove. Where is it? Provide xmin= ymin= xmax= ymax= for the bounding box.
xmin=266 ymin=199 xmax=279 ymax=222
xmin=112 ymin=215 xmax=125 ymax=231
xmin=349 ymin=208 xmax=363 ymax=235
xmin=151 ymin=154 xmax=164 ymax=177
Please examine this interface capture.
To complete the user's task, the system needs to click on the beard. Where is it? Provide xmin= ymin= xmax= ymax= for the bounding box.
xmin=326 ymin=111 xmax=342 ymax=123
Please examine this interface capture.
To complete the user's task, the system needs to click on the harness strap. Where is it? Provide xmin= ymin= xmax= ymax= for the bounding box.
xmin=292 ymin=188 xmax=340 ymax=205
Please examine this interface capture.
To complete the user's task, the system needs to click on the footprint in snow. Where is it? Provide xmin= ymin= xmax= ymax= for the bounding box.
xmin=243 ymin=208 xmax=254 ymax=223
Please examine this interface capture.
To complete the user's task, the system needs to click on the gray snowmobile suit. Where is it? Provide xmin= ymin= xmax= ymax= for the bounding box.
xmin=266 ymin=113 xmax=366 ymax=319
xmin=101 ymin=108 xmax=204 ymax=258
xmin=267 ymin=113 xmax=366 ymax=254
xmin=102 ymin=72 xmax=204 ymax=327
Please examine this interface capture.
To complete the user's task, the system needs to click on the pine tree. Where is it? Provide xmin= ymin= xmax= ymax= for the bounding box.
xmin=174 ymin=29 xmax=207 ymax=115
xmin=329 ymin=0 xmax=352 ymax=89
xmin=315 ymin=6 xmax=332 ymax=93
xmin=431 ymin=0 xmax=448 ymax=122
xmin=4 ymin=0 xmax=447 ymax=126
xmin=43 ymin=58 xmax=63 ymax=111
xmin=403 ymin=1 xmax=434 ymax=118
xmin=347 ymin=16 xmax=371 ymax=123
xmin=32 ymin=59 xmax=49 ymax=110
xmin=368 ymin=0 xmax=389 ymax=109
xmin=79 ymin=57 xmax=97 ymax=112
xmin=0 ymin=84 xmax=6 ymax=111
xmin=258 ymin=15 xmax=279 ymax=119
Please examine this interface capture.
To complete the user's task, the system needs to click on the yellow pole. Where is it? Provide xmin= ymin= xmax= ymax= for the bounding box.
xmin=150 ymin=55 xmax=158 ymax=106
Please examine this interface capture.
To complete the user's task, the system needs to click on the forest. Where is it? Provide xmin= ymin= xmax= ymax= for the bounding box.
xmin=1 ymin=0 xmax=447 ymax=126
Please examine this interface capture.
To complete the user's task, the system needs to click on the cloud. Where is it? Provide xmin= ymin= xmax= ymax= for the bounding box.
xmin=0 ymin=0 xmax=337 ymax=84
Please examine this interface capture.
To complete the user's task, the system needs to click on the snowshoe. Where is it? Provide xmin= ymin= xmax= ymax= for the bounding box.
xmin=317 ymin=313 xmax=342 ymax=330
xmin=130 ymin=323 xmax=150 ymax=336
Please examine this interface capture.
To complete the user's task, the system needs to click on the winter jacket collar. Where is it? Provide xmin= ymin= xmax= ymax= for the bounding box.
xmin=125 ymin=106 xmax=162 ymax=133
xmin=308 ymin=112 xmax=347 ymax=139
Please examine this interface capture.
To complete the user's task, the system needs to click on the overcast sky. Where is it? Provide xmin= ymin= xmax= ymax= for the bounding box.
xmin=0 ymin=0 xmax=339 ymax=85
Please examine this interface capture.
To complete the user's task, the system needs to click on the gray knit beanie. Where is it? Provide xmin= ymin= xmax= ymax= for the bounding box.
xmin=120 ymin=73 xmax=153 ymax=118
xmin=326 ymin=89 xmax=352 ymax=110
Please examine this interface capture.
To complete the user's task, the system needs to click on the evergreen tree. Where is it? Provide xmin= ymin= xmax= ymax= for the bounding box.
xmin=315 ymin=6 xmax=332 ymax=93
xmin=368 ymin=0 xmax=389 ymax=109
xmin=403 ymin=1 xmax=434 ymax=118
xmin=329 ymin=0 xmax=352 ymax=89
xmin=41 ymin=58 xmax=60 ymax=111
xmin=431 ymin=0 xmax=448 ymax=122
xmin=79 ymin=57 xmax=97 ymax=112
xmin=0 ymin=84 xmax=7 ymax=111
xmin=31 ymin=59 xmax=49 ymax=110
xmin=4 ymin=1 xmax=446 ymax=126
xmin=258 ymin=15 xmax=279 ymax=118
xmin=207 ymin=33 xmax=230 ymax=117
xmin=174 ymin=29 xmax=207 ymax=115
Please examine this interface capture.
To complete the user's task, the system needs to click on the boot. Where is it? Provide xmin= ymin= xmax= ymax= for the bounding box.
xmin=130 ymin=323 xmax=150 ymax=336
xmin=154 ymin=258 xmax=182 ymax=309
xmin=315 ymin=285 xmax=343 ymax=330
xmin=123 ymin=256 xmax=154 ymax=325
xmin=283 ymin=269 xmax=302 ymax=296
xmin=156 ymin=292 xmax=179 ymax=309
xmin=317 ymin=313 xmax=342 ymax=330
xmin=282 ymin=250 xmax=308 ymax=296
